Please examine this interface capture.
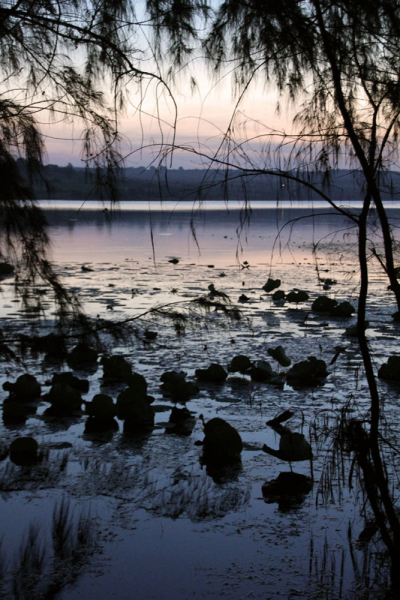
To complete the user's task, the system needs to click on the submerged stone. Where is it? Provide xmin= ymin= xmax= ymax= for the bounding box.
xmin=267 ymin=346 xmax=291 ymax=367
xmin=101 ymin=355 xmax=132 ymax=382
xmin=50 ymin=372 xmax=89 ymax=393
xmin=286 ymin=290 xmax=309 ymax=303
xmin=3 ymin=401 xmax=27 ymax=423
xmin=144 ymin=330 xmax=157 ymax=340
xmin=25 ymin=333 xmax=67 ymax=360
xmin=378 ymin=356 xmax=400 ymax=382
xmin=3 ymin=374 xmax=41 ymax=401
xmin=84 ymin=416 xmax=118 ymax=434
xmin=311 ymin=296 xmax=338 ymax=313
xmin=345 ymin=321 xmax=369 ymax=337
xmin=126 ymin=372 xmax=148 ymax=396
xmin=250 ymin=360 xmax=274 ymax=382
xmin=262 ymin=472 xmax=312 ymax=511
xmin=0 ymin=262 xmax=14 ymax=276
xmin=228 ymin=355 xmax=252 ymax=373
xmin=330 ymin=301 xmax=355 ymax=317
xmin=161 ymin=370 xmax=187 ymax=387
xmin=286 ymin=356 xmax=328 ymax=385
xmin=167 ymin=406 xmax=196 ymax=436
xmin=46 ymin=383 xmax=83 ymax=414
xmin=262 ymin=278 xmax=281 ymax=293
xmin=116 ymin=388 xmax=155 ymax=430
xmin=86 ymin=394 xmax=116 ymax=418
xmin=272 ymin=290 xmax=285 ymax=301
xmin=195 ymin=363 xmax=228 ymax=383
xmin=10 ymin=436 xmax=39 ymax=465
xmin=202 ymin=417 xmax=243 ymax=462
xmin=67 ymin=342 xmax=98 ymax=369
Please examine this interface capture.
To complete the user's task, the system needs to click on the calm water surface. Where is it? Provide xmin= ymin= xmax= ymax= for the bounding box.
xmin=0 ymin=201 xmax=399 ymax=598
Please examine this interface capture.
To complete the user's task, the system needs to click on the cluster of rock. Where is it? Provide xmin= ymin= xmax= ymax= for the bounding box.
xmin=194 ymin=350 xmax=328 ymax=389
xmin=261 ymin=277 xmax=356 ymax=319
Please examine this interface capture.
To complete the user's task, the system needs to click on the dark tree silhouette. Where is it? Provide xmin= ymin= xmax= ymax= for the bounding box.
xmin=0 ymin=0 xmax=172 ymax=315
xmin=149 ymin=0 xmax=400 ymax=588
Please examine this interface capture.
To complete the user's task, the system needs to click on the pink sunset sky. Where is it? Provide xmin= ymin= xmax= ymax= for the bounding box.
xmin=39 ymin=76 xmax=293 ymax=169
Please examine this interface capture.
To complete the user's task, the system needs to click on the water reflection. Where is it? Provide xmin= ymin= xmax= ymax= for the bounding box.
xmin=0 ymin=498 xmax=95 ymax=600
xmin=42 ymin=201 xmax=368 ymax=266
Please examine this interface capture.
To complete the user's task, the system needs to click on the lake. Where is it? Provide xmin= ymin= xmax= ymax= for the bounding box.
xmin=0 ymin=200 xmax=399 ymax=598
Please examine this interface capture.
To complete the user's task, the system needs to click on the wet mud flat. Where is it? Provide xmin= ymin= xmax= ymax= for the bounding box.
xmin=0 ymin=204 xmax=400 ymax=598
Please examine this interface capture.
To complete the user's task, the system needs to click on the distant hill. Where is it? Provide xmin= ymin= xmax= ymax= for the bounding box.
xmin=16 ymin=159 xmax=400 ymax=201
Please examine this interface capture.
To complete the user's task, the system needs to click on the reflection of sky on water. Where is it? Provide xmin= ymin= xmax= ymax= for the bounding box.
xmin=0 ymin=201 xmax=398 ymax=598
xmin=43 ymin=201 xmax=366 ymax=266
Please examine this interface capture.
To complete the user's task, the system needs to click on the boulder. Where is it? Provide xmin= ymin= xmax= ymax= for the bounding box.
xmin=46 ymin=383 xmax=82 ymax=414
xmin=144 ymin=330 xmax=157 ymax=340
xmin=262 ymin=472 xmax=312 ymax=511
xmin=27 ymin=333 xmax=67 ymax=360
xmin=286 ymin=290 xmax=309 ymax=303
xmin=272 ymin=290 xmax=285 ymax=301
xmin=202 ymin=417 xmax=243 ymax=462
xmin=101 ymin=355 xmax=132 ymax=382
xmin=378 ymin=356 xmax=400 ymax=382
xmin=238 ymin=294 xmax=250 ymax=303
xmin=170 ymin=381 xmax=198 ymax=403
xmin=126 ymin=372 xmax=148 ymax=396
xmin=195 ymin=363 xmax=228 ymax=383
xmin=262 ymin=278 xmax=281 ymax=293
xmin=67 ymin=342 xmax=98 ymax=369
xmin=116 ymin=388 xmax=155 ymax=430
xmin=161 ymin=371 xmax=197 ymax=402
xmin=3 ymin=401 xmax=27 ymax=423
xmin=345 ymin=321 xmax=369 ymax=337
xmin=286 ymin=356 xmax=328 ymax=385
xmin=84 ymin=416 xmax=118 ymax=434
xmin=0 ymin=262 xmax=14 ymax=276
xmin=86 ymin=394 xmax=116 ymax=418
xmin=10 ymin=437 xmax=38 ymax=465
xmin=267 ymin=346 xmax=291 ymax=367
xmin=50 ymin=372 xmax=89 ymax=393
xmin=311 ymin=296 xmax=338 ymax=313
xmin=167 ymin=406 xmax=196 ymax=436
xmin=3 ymin=374 xmax=41 ymax=401
xmin=228 ymin=355 xmax=252 ymax=373
xmin=161 ymin=370 xmax=187 ymax=388
xmin=250 ymin=360 xmax=274 ymax=382
xmin=330 ymin=301 xmax=355 ymax=317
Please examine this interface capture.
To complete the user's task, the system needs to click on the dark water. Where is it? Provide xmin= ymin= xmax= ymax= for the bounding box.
xmin=0 ymin=201 xmax=399 ymax=598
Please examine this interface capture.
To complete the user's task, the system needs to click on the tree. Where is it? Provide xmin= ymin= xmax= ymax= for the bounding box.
xmin=151 ymin=0 xmax=400 ymax=298
xmin=149 ymin=0 xmax=400 ymax=587
xmin=0 ymin=0 xmax=173 ymax=317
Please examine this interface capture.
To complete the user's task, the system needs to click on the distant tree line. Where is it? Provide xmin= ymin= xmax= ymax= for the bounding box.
xmin=17 ymin=159 xmax=400 ymax=201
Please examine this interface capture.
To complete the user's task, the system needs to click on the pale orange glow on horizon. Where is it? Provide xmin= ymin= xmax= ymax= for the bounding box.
xmin=40 ymin=76 xmax=295 ymax=169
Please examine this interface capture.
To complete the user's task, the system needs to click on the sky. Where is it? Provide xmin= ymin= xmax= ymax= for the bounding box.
xmin=40 ymin=71 xmax=293 ymax=169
